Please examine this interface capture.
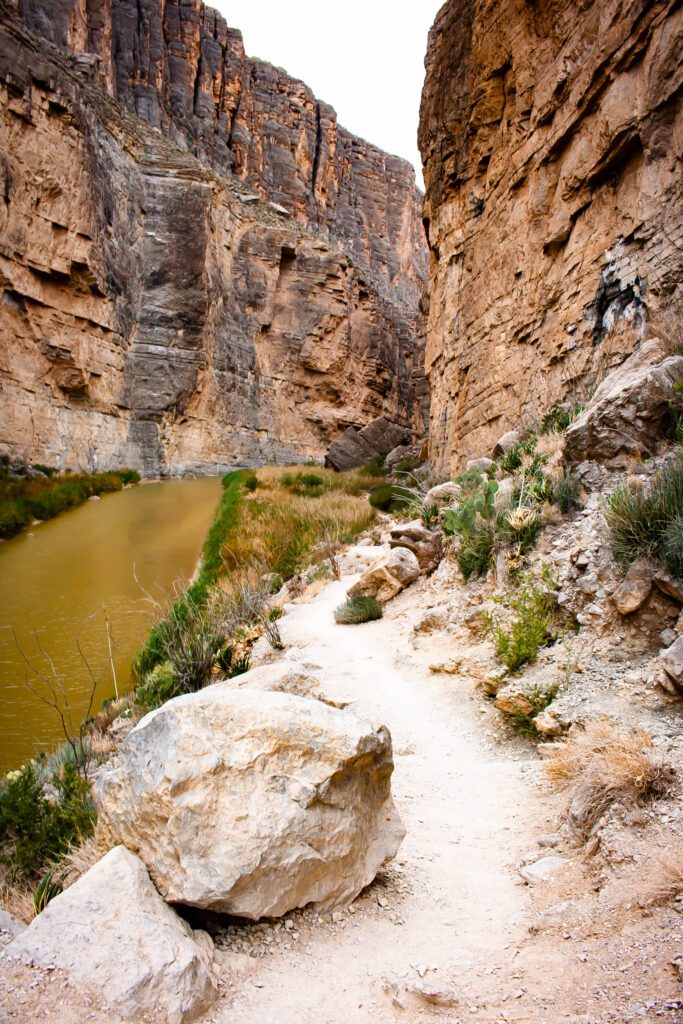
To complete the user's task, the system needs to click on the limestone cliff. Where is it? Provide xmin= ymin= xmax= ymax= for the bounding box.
xmin=0 ymin=1 xmax=427 ymax=475
xmin=419 ymin=0 xmax=682 ymax=476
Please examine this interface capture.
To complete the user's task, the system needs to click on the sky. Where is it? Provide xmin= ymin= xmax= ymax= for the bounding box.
xmin=211 ymin=1 xmax=445 ymax=187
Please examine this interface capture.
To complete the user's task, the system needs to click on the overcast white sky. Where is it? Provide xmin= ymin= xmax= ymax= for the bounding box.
xmin=211 ymin=1 xmax=444 ymax=187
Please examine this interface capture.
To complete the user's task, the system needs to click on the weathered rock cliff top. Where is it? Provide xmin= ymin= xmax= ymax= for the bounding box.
xmin=419 ymin=0 xmax=682 ymax=476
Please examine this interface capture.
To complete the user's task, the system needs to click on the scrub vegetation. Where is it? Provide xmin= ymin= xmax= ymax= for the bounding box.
xmin=0 ymin=461 xmax=140 ymax=539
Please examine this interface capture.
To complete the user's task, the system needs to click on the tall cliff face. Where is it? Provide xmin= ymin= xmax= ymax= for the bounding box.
xmin=419 ymin=0 xmax=682 ymax=476
xmin=0 ymin=1 xmax=427 ymax=475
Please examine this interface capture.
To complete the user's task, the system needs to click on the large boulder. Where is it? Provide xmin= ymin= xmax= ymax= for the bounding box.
xmin=324 ymin=427 xmax=376 ymax=472
xmin=424 ymin=481 xmax=461 ymax=507
xmin=95 ymin=689 xmax=404 ymax=920
xmin=388 ymin=519 xmax=443 ymax=572
xmin=5 ymin=846 xmax=217 ymax=1024
xmin=358 ymin=417 xmax=410 ymax=456
xmin=564 ymin=340 xmax=683 ymax=464
xmin=325 ymin=417 xmax=410 ymax=471
xmin=347 ymin=546 xmax=421 ymax=602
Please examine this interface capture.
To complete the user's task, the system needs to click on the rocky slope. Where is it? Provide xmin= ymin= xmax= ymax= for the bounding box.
xmin=419 ymin=0 xmax=683 ymax=476
xmin=0 ymin=1 xmax=427 ymax=475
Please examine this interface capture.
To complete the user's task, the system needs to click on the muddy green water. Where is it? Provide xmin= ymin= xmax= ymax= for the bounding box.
xmin=0 ymin=477 xmax=222 ymax=773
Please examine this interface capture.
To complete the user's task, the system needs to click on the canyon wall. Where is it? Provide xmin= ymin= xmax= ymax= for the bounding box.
xmin=419 ymin=0 xmax=683 ymax=476
xmin=0 ymin=1 xmax=427 ymax=475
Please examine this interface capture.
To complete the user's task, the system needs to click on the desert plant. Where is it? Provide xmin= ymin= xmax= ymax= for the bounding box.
xmin=443 ymin=467 xmax=498 ymax=538
xmin=539 ymin=403 xmax=583 ymax=435
xmin=489 ymin=568 xmax=558 ymax=673
xmin=553 ymin=473 xmax=582 ymax=513
xmin=661 ymin=514 xmax=683 ymax=578
xmin=368 ymin=484 xmax=413 ymax=512
xmin=606 ymin=457 xmax=683 ymax=569
xmin=0 ymin=761 xmax=96 ymax=884
xmin=646 ymin=857 xmax=683 ymax=905
xmin=545 ymin=719 xmax=676 ymax=836
xmin=34 ymin=867 xmax=62 ymax=914
xmin=334 ymin=595 xmax=383 ymax=624
xmin=509 ymin=683 xmax=560 ymax=735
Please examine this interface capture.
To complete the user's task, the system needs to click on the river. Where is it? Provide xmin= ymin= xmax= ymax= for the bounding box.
xmin=0 ymin=477 xmax=222 ymax=773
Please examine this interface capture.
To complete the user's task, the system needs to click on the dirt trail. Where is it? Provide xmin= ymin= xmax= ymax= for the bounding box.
xmin=211 ymin=574 xmax=553 ymax=1023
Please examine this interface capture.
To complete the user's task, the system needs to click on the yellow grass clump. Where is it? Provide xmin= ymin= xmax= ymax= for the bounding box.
xmin=219 ymin=467 xmax=377 ymax=582
xmin=545 ymin=719 xmax=676 ymax=835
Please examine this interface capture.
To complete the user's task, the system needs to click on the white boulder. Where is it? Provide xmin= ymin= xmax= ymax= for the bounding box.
xmin=347 ymin=546 xmax=420 ymax=603
xmin=5 ymin=846 xmax=217 ymax=1024
xmin=95 ymin=688 xmax=404 ymax=920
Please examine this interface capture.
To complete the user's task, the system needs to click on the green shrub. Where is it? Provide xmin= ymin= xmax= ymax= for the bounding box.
xmin=489 ymin=569 xmax=558 ymax=673
xmin=553 ymin=474 xmax=582 ymax=514
xmin=606 ymin=458 xmax=683 ymax=568
xmin=242 ymin=472 xmax=258 ymax=492
xmin=539 ymin=403 xmax=583 ymax=435
xmin=0 ymin=762 xmax=95 ymax=884
xmin=394 ymin=456 xmax=421 ymax=474
xmin=114 ymin=468 xmax=141 ymax=485
xmin=216 ymin=644 xmax=252 ymax=677
xmin=662 ymin=515 xmax=683 ymax=578
xmin=443 ymin=468 xmax=498 ymax=538
xmin=359 ymin=455 xmax=387 ymax=477
xmin=0 ymin=501 xmax=31 ymax=537
xmin=31 ymin=464 xmax=58 ymax=478
xmin=368 ymin=484 xmax=412 ymax=512
xmin=456 ymin=521 xmax=496 ymax=581
xmin=497 ymin=505 xmax=543 ymax=553
xmin=510 ymin=684 xmax=560 ymax=735
xmin=334 ymin=595 xmax=383 ymax=624
xmin=135 ymin=661 xmax=181 ymax=711
xmin=34 ymin=867 xmax=62 ymax=913
xmin=497 ymin=435 xmax=539 ymax=475
xmin=0 ymin=467 xmax=140 ymax=539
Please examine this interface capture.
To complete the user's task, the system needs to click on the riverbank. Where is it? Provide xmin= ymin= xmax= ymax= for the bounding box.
xmin=0 ymin=459 xmax=141 ymax=539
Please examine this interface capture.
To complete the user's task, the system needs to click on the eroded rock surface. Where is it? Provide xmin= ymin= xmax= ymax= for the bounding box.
xmin=5 ymin=846 xmax=217 ymax=1024
xmin=419 ymin=0 xmax=683 ymax=476
xmin=0 ymin=3 xmax=427 ymax=474
xmin=95 ymin=687 xmax=404 ymax=919
xmin=348 ymin=546 xmax=421 ymax=603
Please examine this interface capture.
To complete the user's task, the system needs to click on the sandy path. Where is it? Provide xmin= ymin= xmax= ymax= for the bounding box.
xmin=211 ymin=576 xmax=552 ymax=1023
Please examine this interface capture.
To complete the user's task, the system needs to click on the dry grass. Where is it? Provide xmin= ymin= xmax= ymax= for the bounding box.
xmin=546 ymin=719 xmax=676 ymax=835
xmin=60 ymin=821 xmax=115 ymax=890
xmin=221 ymin=469 xmax=376 ymax=581
xmin=0 ymin=821 xmax=116 ymax=924
xmin=645 ymin=856 xmax=683 ymax=905
xmin=0 ymin=879 xmax=35 ymax=924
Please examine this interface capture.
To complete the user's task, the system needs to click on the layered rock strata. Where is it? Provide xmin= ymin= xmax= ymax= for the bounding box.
xmin=419 ymin=0 xmax=683 ymax=476
xmin=0 ymin=2 xmax=427 ymax=474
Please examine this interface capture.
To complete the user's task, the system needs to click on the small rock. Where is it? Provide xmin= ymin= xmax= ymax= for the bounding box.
xmin=492 ymin=430 xmax=522 ymax=457
xmin=520 ymin=855 xmax=569 ymax=885
xmin=611 ymin=559 xmax=654 ymax=615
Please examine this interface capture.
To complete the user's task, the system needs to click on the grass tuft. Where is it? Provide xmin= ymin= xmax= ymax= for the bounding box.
xmin=334 ymin=595 xmax=383 ymax=625
xmin=606 ymin=457 xmax=683 ymax=572
xmin=545 ymin=720 xmax=676 ymax=836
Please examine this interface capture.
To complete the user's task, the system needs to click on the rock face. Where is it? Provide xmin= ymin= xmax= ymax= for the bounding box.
xmin=564 ymin=340 xmax=683 ymax=464
xmin=0 ymin=3 xmax=427 ymax=474
xmin=419 ymin=0 xmax=683 ymax=476
xmin=348 ymin=546 xmax=421 ymax=603
xmin=388 ymin=519 xmax=443 ymax=573
xmin=95 ymin=686 xmax=404 ymax=919
xmin=6 ymin=846 xmax=217 ymax=1024
xmin=325 ymin=416 xmax=410 ymax=471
